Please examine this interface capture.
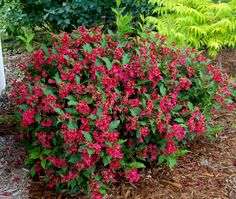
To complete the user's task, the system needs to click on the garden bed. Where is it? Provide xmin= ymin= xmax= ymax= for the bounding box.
xmin=0 ymin=49 xmax=235 ymax=199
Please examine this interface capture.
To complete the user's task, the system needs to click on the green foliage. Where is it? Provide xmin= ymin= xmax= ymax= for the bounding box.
xmin=158 ymin=150 xmax=190 ymax=170
xmin=1 ymin=0 xmax=154 ymax=34
xmin=0 ymin=0 xmax=25 ymax=38
xmin=16 ymin=27 xmax=35 ymax=52
xmin=112 ymin=0 xmax=134 ymax=36
xmin=147 ymin=0 xmax=236 ymax=56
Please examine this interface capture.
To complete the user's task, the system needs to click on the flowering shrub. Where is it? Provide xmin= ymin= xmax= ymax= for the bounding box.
xmin=12 ymin=27 xmax=235 ymax=198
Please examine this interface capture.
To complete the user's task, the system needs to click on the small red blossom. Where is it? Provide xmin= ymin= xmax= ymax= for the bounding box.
xmin=21 ymin=109 xmax=36 ymax=127
xmin=106 ymin=144 xmax=124 ymax=159
xmin=163 ymin=139 xmax=177 ymax=155
xmin=125 ymin=168 xmax=140 ymax=182
xmin=76 ymin=100 xmax=90 ymax=114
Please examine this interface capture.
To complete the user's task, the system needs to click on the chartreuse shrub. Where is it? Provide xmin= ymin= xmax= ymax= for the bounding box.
xmin=147 ymin=0 xmax=236 ymax=56
xmin=12 ymin=27 xmax=235 ymax=198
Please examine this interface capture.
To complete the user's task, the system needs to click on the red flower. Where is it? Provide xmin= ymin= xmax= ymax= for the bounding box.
xmin=163 ymin=139 xmax=177 ymax=155
xmin=126 ymin=168 xmax=140 ymax=182
xmin=21 ymin=109 xmax=36 ymax=127
xmin=76 ymin=100 xmax=90 ymax=114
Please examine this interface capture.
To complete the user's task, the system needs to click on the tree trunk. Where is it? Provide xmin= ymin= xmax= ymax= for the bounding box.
xmin=0 ymin=39 xmax=6 ymax=94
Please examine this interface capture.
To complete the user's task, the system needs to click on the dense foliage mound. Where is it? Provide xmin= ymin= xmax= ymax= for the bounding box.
xmin=12 ymin=27 xmax=235 ymax=198
xmin=147 ymin=0 xmax=236 ymax=56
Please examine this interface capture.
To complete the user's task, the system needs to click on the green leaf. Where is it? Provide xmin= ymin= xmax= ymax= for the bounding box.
xmin=172 ymin=105 xmax=183 ymax=112
xmin=118 ymin=139 xmax=127 ymax=145
xmin=89 ymin=114 xmax=97 ymax=120
xmin=122 ymin=53 xmax=130 ymax=66
xmin=96 ymin=71 xmax=102 ymax=82
xmin=54 ymin=108 xmax=65 ymax=115
xmin=66 ymin=95 xmax=76 ymax=101
xmin=83 ymin=43 xmax=92 ymax=53
xmin=75 ymin=75 xmax=80 ymax=84
xmin=41 ymin=44 xmax=49 ymax=54
xmin=68 ymin=100 xmax=79 ymax=106
xmin=43 ymin=149 xmax=52 ymax=155
xmin=95 ymin=58 xmax=103 ymax=66
xmin=98 ymin=188 xmax=107 ymax=195
xmin=102 ymin=156 xmax=112 ymax=166
xmin=171 ymin=149 xmax=190 ymax=158
xmin=41 ymin=158 xmax=46 ymax=169
xmin=158 ymin=154 xmax=166 ymax=165
xmin=109 ymin=120 xmax=120 ymax=131
xmin=167 ymin=157 xmax=177 ymax=170
xmin=68 ymin=179 xmax=77 ymax=189
xmin=211 ymin=125 xmax=222 ymax=134
xmin=160 ymin=84 xmax=166 ymax=96
xmin=34 ymin=114 xmax=41 ymax=124
xmin=97 ymin=108 xmax=103 ymax=118
xmin=30 ymin=167 xmax=36 ymax=177
xmin=30 ymin=151 xmax=40 ymax=159
xmin=87 ymin=148 xmax=95 ymax=156
xmin=82 ymin=131 xmax=93 ymax=142
xmin=101 ymin=57 xmax=112 ymax=70
xmin=143 ymin=93 xmax=151 ymax=100
xmin=42 ymin=87 xmax=51 ymax=96
xmin=116 ymin=0 xmax=121 ymax=7
xmin=54 ymin=72 xmax=62 ymax=84
xmin=95 ymin=175 xmax=102 ymax=181
xmin=142 ymin=99 xmax=146 ymax=108
xmin=20 ymin=104 xmax=30 ymax=111
xmin=130 ymin=108 xmax=141 ymax=116
xmin=187 ymin=102 xmax=194 ymax=112
xmin=83 ymin=165 xmax=96 ymax=179
xmin=69 ymin=154 xmax=82 ymax=164
xmin=68 ymin=119 xmax=78 ymax=130
xmin=129 ymin=162 xmax=145 ymax=168
xmin=174 ymin=118 xmax=185 ymax=123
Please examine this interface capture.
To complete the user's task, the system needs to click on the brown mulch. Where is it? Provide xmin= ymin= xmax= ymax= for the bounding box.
xmin=0 ymin=49 xmax=235 ymax=199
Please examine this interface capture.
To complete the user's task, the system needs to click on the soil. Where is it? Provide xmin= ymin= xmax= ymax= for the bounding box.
xmin=0 ymin=49 xmax=235 ymax=199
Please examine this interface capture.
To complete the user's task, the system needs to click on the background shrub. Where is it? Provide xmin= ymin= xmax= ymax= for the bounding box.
xmin=12 ymin=27 xmax=235 ymax=198
xmin=147 ymin=0 xmax=236 ymax=56
xmin=1 ymin=0 xmax=154 ymax=35
xmin=0 ymin=0 xmax=24 ymax=38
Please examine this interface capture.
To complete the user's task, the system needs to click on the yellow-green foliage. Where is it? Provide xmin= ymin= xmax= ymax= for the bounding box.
xmin=147 ymin=0 xmax=236 ymax=56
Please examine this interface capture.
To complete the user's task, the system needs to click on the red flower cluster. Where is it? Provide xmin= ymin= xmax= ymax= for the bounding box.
xmin=12 ymin=27 xmax=235 ymax=198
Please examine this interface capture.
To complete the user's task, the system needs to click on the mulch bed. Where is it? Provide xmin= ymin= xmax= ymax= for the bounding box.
xmin=0 ymin=49 xmax=235 ymax=199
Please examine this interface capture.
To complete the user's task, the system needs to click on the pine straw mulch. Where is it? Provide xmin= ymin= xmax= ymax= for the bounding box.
xmin=0 ymin=49 xmax=235 ymax=199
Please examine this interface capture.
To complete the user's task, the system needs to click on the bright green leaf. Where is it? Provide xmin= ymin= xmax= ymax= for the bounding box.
xmin=109 ymin=120 xmax=120 ymax=131
xmin=54 ymin=108 xmax=65 ymax=115
xmin=83 ymin=43 xmax=92 ymax=53
xmin=160 ymin=84 xmax=166 ymax=96
xmin=129 ymin=162 xmax=145 ymax=168
xmin=130 ymin=108 xmax=141 ymax=116
xmin=102 ymin=156 xmax=112 ymax=166
xmin=82 ymin=131 xmax=93 ymax=142
xmin=68 ymin=119 xmax=78 ymax=130
xmin=41 ymin=159 xmax=46 ymax=169
xmin=68 ymin=100 xmax=79 ymax=106
xmin=101 ymin=57 xmax=112 ymax=70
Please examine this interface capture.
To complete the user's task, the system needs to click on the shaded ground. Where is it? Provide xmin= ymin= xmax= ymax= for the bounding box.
xmin=0 ymin=49 xmax=235 ymax=199
xmin=0 ymin=51 xmax=29 ymax=199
